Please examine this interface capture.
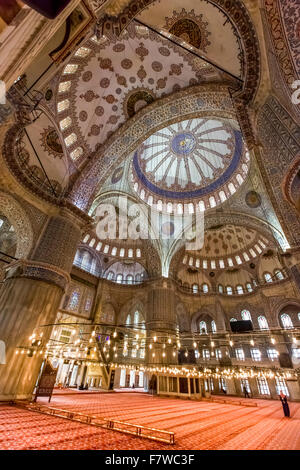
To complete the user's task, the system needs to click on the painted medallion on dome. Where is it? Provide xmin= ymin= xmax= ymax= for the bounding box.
xmin=132 ymin=118 xmax=247 ymax=200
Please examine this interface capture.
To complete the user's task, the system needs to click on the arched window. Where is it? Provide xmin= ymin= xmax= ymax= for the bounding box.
xmin=116 ymin=274 xmax=123 ymax=284
xmin=198 ymin=201 xmax=205 ymax=212
xmin=209 ymin=196 xmax=216 ymax=208
xmin=264 ymin=272 xmax=272 ymax=283
xmin=177 ymin=203 xmax=183 ymax=215
xmin=219 ymin=191 xmax=226 ymax=202
xmin=258 ymin=315 xmax=269 ymax=330
xmin=74 ymin=250 xmax=81 ymax=265
xmin=226 ymin=286 xmax=233 ymax=296
xmin=81 ymin=251 xmax=90 ymax=270
xmin=241 ymin=309 xmax=252 ymax=321
xmin=89 ymin=238 xmax=95 ymax=248
xmin=126 ymin=314 xmax=131 ymax=326
xmin=69 ymin=290 xmax=80 ymax=311
xmin=202 ymin=283 xmax=209 ymax=293
xmin=218 ymin=284 xmax=223 ymax=294
xmin=236 ymin=174 xmax=244 ymax=185
xmin=254 ymin=244 xmax=262 ymax=254
xmin=91 ymin=258 xmax=97 ymax=273
xmin=192 ymin=284 xmax=199 ymax=294
xmin=298 ymin=313 xmax=300 ymax=322
xmin=211 ymin=321 xmax=217 ymax=333
xmin=135 ymin=273 xmax=141 ymax=283
xmin=237 ymin=285 xmax=244 ymax=295
xmin=274 ymin=269 xmax=284 ymax=280
xmin=126 ymin=275 xmax=133 ymax=284
xmin=134 ymin=311 xmax=139 ymax=325
xmin=246 ymin=283 xmax=253 ymax=293
xmin=167 ymin=202 xmax=173 ymax=213
xmin=199 ymin=321 xmax=207 ymax=334
xmin=281 ymin=313 xmax=293 ymax=329
xmin=275 ymin=377 xmax=289 ymax=396
xmin=228 ymin=183 xmax=236 ymax=195
xmin=188 ymin=203 xmax=194 ymax=214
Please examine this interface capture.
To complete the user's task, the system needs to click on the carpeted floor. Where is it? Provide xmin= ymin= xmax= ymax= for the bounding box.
xmin=1 ymin=392 xmax=300 ymax=450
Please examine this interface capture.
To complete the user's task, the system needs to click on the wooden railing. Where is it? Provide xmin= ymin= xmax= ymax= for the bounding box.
xmin=14 ymin=401 xmax=175 ymax=445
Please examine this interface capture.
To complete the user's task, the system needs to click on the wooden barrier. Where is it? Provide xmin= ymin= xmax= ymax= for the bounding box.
xmin=13 ymin=401 xmax=175 ymax=445
xmin=202 ymin=397 xmax=257 ymax=407
xmin=104 ymin=418 xmax=175 ymax=444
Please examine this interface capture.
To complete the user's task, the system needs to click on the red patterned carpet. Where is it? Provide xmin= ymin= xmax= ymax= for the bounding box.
xmin=1 ymin=392 xmax=300 ymax=450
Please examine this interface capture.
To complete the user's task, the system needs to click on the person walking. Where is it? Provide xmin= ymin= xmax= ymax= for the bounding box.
xmin=243 ymin=384 xmax=251 ymax=398
xmin=279 ymin=391 xmax=290 ymax=417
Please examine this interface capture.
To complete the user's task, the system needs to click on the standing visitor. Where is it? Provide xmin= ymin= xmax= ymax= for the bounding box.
xmin=243 ymin=384 xmax=251 ymax=398
xmin=279 ymin=391 xmax=290 ymax=417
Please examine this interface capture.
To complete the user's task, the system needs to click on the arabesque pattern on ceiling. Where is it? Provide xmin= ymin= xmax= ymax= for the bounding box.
xmin=0 ymin=191 xmax=33 ymax=259
xmin=67 ymin=85 xmax=238 ymax=210
xmin=93 ymin=0 xmax=260 ymax=147
xmin=183 ymin=224 xmax=271 ymax=271
xmin=257 ymin=95 xmax=300 ymax=246
xmin=167 ymin=209 xmax=284 ymax=273
xmin=164 ymin=8 xmax=211 ymax=53
xmin=52 ymin=23 xmax=228 ymax=163
xmin=3 ymin=113 xmax=73 ymax=200
xmin=264 ymin=0 xmax=300 ymax=105
xmin=97 ymin=0 xmax=260 ymax=104
xmin=167 ymin=219 xmax=278 ymax=280
xmin=279 ymin=0 xmax=300 ymax=78
xmin=131 ymin=117 xmax=248 ymax=207
xmin=2 ymin=1 xmax=262 ymax=209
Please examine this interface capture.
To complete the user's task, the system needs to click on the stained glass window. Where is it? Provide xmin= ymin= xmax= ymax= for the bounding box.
xmin=69 ymin=290 xmax=80 ymax=311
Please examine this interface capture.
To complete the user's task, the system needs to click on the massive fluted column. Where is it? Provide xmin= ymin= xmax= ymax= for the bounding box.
xmin=0 ymin=208 xmax=88 ymax=400
xmin=146 ymin=279 xmax=178 ymax=366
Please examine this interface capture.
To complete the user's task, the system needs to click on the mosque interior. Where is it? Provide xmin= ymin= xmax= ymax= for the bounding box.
xmin=0 ymin=0 xmax=300 ymax=451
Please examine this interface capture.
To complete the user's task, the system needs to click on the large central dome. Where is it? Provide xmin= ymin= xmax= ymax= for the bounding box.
xmin=132 ymin=118 xmax=249 ymax=210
